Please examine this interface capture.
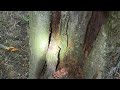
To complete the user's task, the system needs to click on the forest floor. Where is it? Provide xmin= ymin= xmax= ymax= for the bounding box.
xmin=0 ymin=11 xmax=29 ymax=79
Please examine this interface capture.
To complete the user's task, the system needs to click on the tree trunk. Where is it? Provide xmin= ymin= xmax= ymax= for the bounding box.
xmin=28 ymin=11 xmax=120 ymax=79
xmin=28 ymin=11 xmax=51 ymax=79
xmin=28 ymin=11 xmax=92 ymax=79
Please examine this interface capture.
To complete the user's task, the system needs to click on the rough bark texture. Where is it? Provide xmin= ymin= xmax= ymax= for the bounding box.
xmin=1 ymin=11 xmax=120 ymax=79
xmin=83 ymin=11 xmax=120 ymax=79
xmin=83 ymin=11 xmax=108 ymax=60
xmin=28 ymin=11 xmax=120 ymax=79
xmin=43 ymin=11 xmax=61 ymax=79
xmin=58 ymin=11 xmax=92 ymax=78
xmin=83 ymin=11 xmax=109 ymax=79
xmin=103 ymin=12 xmax=120 ymax=79
xmin=28 ymin=11 xmax=51 ymax=79
xmin=28 ymin=11 xmax=93 ymax=79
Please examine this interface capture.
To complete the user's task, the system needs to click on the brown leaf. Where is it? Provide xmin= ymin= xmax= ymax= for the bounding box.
xmin=6 ymin=47 xmax=19 ymax=52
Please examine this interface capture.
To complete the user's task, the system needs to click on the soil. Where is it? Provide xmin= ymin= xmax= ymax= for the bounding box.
xmin=0 ymin=11 xmax=29 ymax=79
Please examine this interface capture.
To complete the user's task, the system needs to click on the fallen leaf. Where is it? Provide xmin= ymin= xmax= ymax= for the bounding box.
xmin=6 ymin=47 xmax=19 ymax=52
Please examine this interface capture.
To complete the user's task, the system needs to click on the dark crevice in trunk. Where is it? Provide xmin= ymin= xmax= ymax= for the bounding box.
xmin=50 ymin=11 xmax=61 ymax=71
xmin=56 ymin=46 xmax=61 ymax=71
xmin=48 ymin=11 xmax=61 ymax=48
xmin=39 ymin=61 xmax=47 ymax=78
xmin=83 ymin=11 xmax=109 ymax=60
xmin=48 ymin=12 xmax=53 ymax=48
xmin=45 ymin=11 xmax=61 ymax=78
xmin=51 ymin=11 xmax=61 ymax=36
xmin=66 ymin=13 xmax=70 ymax=47
xmin=40 ymin=12 xmax=53 ymax=78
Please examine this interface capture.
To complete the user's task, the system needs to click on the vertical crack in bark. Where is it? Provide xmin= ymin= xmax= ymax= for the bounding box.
xmin=39 ymin=12 xmax=53 ymax=78
xmin=39 ymin=60 xmax=47 ymax=78
xmin=48 ymin=11 xmax=61 ymax=48
xmin=45 ymin=11 xmax=61 ymax=78
xmin=50 ymin=11 xmax=61 ymax=72
xmin=56 ymin=46 xmax=61 ymax=71
xmin=83 ymin=11 xmax=108 ymax=60
xmin=66 ymin=13 xmax=70 ymax=47
xmin=48 ymin=12 xmax=53 ymax=48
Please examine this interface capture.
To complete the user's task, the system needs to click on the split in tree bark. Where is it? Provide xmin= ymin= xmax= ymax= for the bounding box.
xmin=83 ymin=11 xmax=109 ymax=60
xmin=29 ymin=11 xmax=111 ymax=79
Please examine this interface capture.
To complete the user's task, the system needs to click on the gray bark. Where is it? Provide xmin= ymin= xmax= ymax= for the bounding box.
xmin=28 ymin=11 xmax=120 ymax=79
xmin=83 ymin=11 xmax=120 ymax=79
xmin=28 ymin=11 xmax=51 ymax=79
xmin=28 ymin=11 xmax=92 ymax=79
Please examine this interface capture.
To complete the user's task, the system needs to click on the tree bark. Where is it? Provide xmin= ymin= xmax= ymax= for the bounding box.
xmin=28 ymin=11 xmax=92 ymax=79
xmin=28 ymin=11 xmax=51 ymax=79
xmin=28 ymin=11 xmax=120 ymax=79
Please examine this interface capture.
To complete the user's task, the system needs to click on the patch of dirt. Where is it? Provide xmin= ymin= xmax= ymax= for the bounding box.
xmin=0 ymin=11 xmax=29 ymax=79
